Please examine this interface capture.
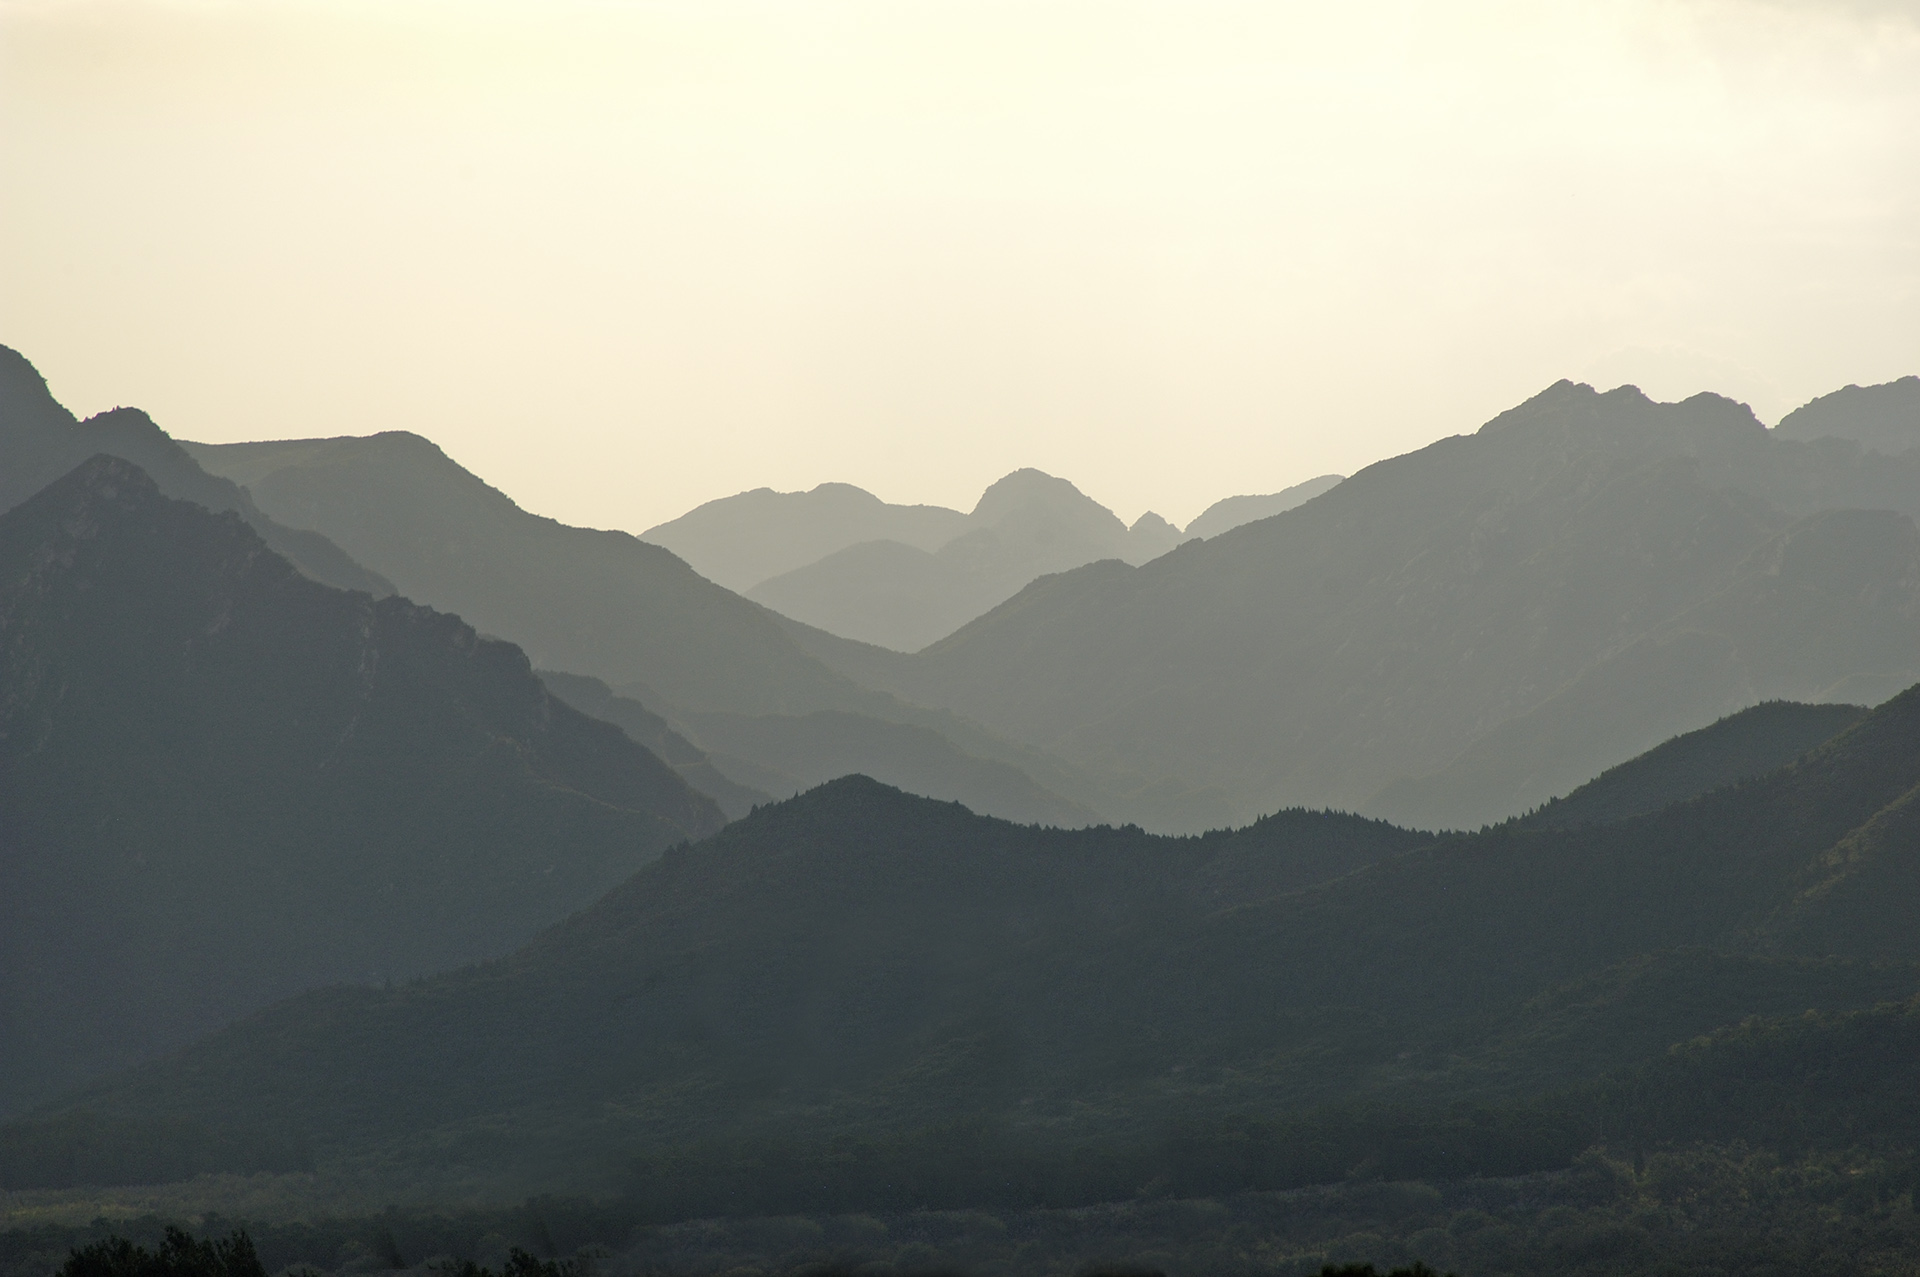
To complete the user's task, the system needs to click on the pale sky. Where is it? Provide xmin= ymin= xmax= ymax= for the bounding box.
xmin=3 ymin=0 xmax=1917 ymax=531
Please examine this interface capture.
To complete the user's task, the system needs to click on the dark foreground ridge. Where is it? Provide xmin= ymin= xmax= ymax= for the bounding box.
xmin=0 ymin=457 xmax=723 ymax=1113
xmin=18 ymin=679 xmax=1920 ymax=1232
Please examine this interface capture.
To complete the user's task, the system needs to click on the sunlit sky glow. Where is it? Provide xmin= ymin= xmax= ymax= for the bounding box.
xmin=3 ymin=0 xmax=1917 ymax=529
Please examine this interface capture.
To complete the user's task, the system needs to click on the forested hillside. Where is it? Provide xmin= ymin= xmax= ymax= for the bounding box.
xmin=33 ymin=681 xmax=1920 ymax=1211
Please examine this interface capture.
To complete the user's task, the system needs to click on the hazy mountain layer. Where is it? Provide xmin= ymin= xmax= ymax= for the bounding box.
xmin=1775 ymin=374 xmax=1920 ymax=454
xmin=538 ymin=670 xmax=771 ymax=819
xmin=0 ymin=457 xmax=722 ymax=1115
xmin=745 ymin=469 xmax=1183 ymax=652
xmin=185 ymin=434 xmax=1150 ymax=822
xmin=46 ymin=683 xmax=1920 ymax=1196
xmin=183 ymin=433 xmax=880 ymax=717
xmin=824 ymin=383 xmax=1920 ymax=827
xmin=1365 ymin=505 xmax=1920 ymax=827
xmin=640 ymin=482 xmax=968 ymax=593
xmin=1181 ymin=473 xmax=1344 ymax=541
xmin=0 ymin=345 xmax=388 ymax=596
xmin=675 ymin=709 xmax=1099 ymax=827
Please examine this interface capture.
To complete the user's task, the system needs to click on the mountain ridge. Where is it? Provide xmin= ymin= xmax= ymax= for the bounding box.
xmin=0 ymin=455 xmax=722 ymax=1115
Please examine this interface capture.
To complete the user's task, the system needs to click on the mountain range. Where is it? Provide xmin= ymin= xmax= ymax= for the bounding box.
xmin=798 ymin=381 xmax=1920 ymax=828
xmin=25 ymin=673 xmax=1916 ymax=1207
xmin=174 ymin=431 xmax=1150 ymax=827
xmin=0 ymin=347 xmax=388 ymax=597
xmin=21 ymin=339 xmax=1920 ymax=839
xmin=645 ymin=470 xmax=1344 ymax=654
xmin=0 ymin=457 xmax=723 ymax=1116
xmin=7 ymin=345 xmax=1920 ymax=1276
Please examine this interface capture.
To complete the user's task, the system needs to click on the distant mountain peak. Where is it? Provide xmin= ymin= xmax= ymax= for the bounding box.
xmin=969 ymin=468 xmax=1118 ymax=528
xmin=1477 ymin=378 xmax=1765 ymax=453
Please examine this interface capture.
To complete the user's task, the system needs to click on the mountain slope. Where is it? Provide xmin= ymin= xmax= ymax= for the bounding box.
xmin=1515 ymin=700 xmax=1866 ymax=830
xmin=49 ymin=683 xmax=1920 ymax=1194
xmin=183 ymin=433 xmax=880 ymax=717
xmin=848 ymin=383 xmax=1920 ymax=827
xmin=1181 ymin=474 xmax=1344 ymax=541
xmin=745 ymin=469 xmax=1182 ymax=652
xmin=1366 ymin=505 xmax=1920 ymax=827
xmin=1774 ymin=374 xmax=1920 ymax=454
xmin=538 ymin=670 xmax=771 ymax=819
xmin=0 ymin=345 xmax=388 ymax=596
xmin=0 ymin=457 xmax=723 ymax=1115
xmin=639 ymin=483 xmax=967 ymax=593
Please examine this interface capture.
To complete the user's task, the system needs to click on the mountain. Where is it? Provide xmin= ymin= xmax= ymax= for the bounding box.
xmin=745 ymin=469 xmax=1184 ymax=651
xmin=0 ymin=345 xmax=388 ymax=596
xmin=537 ymin=670 xmax=771 ymax=819
xmin=671 ymin=709 xmax=1099 ymax=827
xmin=43 ymin=682 xmax=1920 ymax=1200
xmin=813 ymin=383 xmax=1920 ymax=828
xmin=184 ymin=435 xmax=1141 ymax=822
xmin=0 ymin=456 xmax=723 ymax=1116
xmin=1365 ymin=506 xmax=1920 ymax=828
xmin=1181 ymin=473 xmax=1344 ymax=541
xmin=1516 ymin=700 xmax=1866 ymax=830
xmin=182 ymin=433 xmax=880 ymax=717
xmin=1774 ymin=374 xmax=1920 ymax=454
xmin=639 ymin=483 xmax=968 ymax=593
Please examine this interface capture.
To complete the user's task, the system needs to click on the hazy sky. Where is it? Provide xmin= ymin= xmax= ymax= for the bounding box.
xmin=4 ymin=0 xmax=1917 ymax=531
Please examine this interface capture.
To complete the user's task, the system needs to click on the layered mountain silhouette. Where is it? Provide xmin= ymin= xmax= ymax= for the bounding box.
xmin=0 ymin=345 xmax=388 ymax=596
xmin=1775 ymin=374 xmax=1920 ymax=454
xmin=0 ymin=456 xmax=723 ymax=1115
xmin=183 ymin=433 xmax=1128 ymax=824
xmin=640 ymin=482 xmax=969 ymax=593
xmin=670 ymin=709 xmax=1099 ymax=827
xmin=40 ymin=682 xmax=1920 ymax=1197
xmin=804 ymin=383 xmax=1920 ymax=828
xmin=743 ymin=469 xmax=1184 ymax=651
xmin=1180 ymin=473 xmax=1344 ymax=541
xmin=538 ymin=670 xmax=771 ymax=819
xmin=182 ymin=433 xmax=868 ymax=717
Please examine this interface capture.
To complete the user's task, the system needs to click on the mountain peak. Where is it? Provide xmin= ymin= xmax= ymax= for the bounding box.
xmin=969 ymin=468 xmax=1124 ymax=532
xmin=1476 ymin=378 xmax=1765 ymax=454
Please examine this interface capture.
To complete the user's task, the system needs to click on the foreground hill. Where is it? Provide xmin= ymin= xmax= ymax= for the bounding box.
xmin=0 ymin=345 xmax=387 ymax=596
xmin=46 ymin=682 xmax=1920 ymax=1199
xmin=1517 ymin=699 xmax=1866 ymax=829
xmin=744 ymin=469 xmax=1184 ymax=652
xmin=820 ymin=383 xmax=1920 ymax=827
xmin=0 ymin=458 xmax=723 ymax=1115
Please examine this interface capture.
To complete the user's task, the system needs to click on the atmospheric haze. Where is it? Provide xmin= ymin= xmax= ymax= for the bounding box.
xmin=3 ymin=0 xmax=1917 ymax=532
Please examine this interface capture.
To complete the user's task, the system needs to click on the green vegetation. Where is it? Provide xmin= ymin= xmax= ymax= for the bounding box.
xmin=55 ymin=1231 xmax=265 ymax=1277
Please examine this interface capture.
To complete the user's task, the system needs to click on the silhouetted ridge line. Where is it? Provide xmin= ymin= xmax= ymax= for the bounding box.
xmin=0 ymin=455 xmax=722 ymax=1115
